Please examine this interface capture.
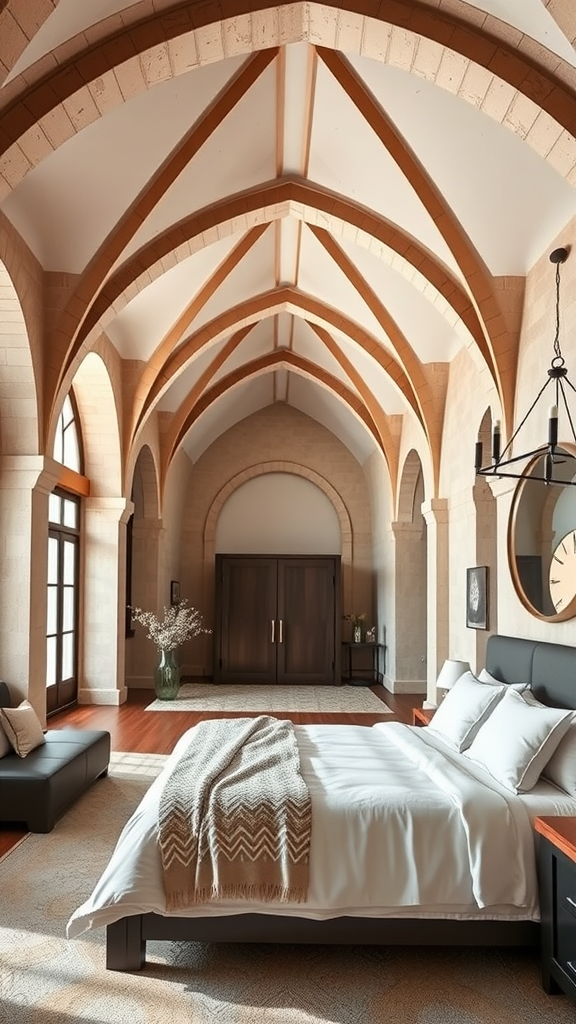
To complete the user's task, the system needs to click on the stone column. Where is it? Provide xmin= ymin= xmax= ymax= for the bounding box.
xmin=80 ymin=497 xmax=132 ymax=705
xmin=126 ymin=517 xmax=163 ymax=688
xmin=0 ymin=455 xmax=60 ymax=722
xmin=422 ymin=498 xmax=449 ymax=705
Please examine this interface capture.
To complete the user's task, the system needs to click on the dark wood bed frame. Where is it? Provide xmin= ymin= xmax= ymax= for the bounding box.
xmin=107 ymin=634 xmax=576 ymax=970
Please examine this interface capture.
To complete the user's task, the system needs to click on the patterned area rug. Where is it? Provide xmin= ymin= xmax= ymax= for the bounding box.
xmin=0 ymin=753 xmax=573 ymax=1024
xmin=145 ymin=682 xmax=392 ymax=713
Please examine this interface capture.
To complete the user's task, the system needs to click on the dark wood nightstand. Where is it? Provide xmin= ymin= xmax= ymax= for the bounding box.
xmin=412 ymin=707 xmax=436 ymax=727
xmin=534 ymin=816 xmax=576 ymax=1005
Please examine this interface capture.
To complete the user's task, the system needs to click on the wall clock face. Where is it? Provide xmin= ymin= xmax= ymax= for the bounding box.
xmin=549 ymin=530 xmax=576 ymax=612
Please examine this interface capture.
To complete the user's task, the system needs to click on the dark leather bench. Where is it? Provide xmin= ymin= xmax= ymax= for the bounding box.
xmin=0 ymin=681 xmax=110 ymax=832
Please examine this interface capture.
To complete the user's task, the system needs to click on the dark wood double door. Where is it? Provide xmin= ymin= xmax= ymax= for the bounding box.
xmin=214 ymin=554 xmax=341 ymax=684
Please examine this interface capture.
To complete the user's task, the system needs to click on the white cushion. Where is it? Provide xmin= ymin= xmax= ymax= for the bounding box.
xmin=427 ymin=671 xmax=506 ymax=752
xmin=477 ymin=668 xmax=528 ymax=692
xmin=543 ymin=723 xmax=576 ymax=796
xmin=519 ymin=691 xmax=576 ymax=796
xmin=464 ymin=688 xmax=573 ymax=793
xmin=0 ymin=700 xmax=45 ymax=758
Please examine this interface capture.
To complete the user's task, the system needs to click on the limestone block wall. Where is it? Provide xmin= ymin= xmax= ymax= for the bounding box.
xmin=178 ymin=403 xmax=375 ymax=677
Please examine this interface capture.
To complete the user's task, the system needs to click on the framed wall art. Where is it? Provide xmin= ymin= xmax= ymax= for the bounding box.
xmin=170 ymin=580 xmax=180 ymax=606
xmin=466 ymin=566 xmax=488 ymax=630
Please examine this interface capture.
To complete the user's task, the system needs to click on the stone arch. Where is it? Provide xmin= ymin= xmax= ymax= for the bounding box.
xmin=472 ymin=406 xmax=498 ymax=667
xmin=202 ymin=460 xmax=354 ymax=623
xmin=0 ymin=1 xmax=57 ymax=86
xmin=397 ymin=448 xmax=425 ymax=524
xmin=131 ymin=443 xmax=160 ymax=522
xmin=127 ymin=444 xmax=164 ymax=688
xmin=393 ymin=448 xmax=427 ymax=692
xmin=61 ymin=352 xmax=122 ymax=497
xmin=2 ymin=1 xmax=576 ymax=198
xmin=0 ymin=220 xmax=41 ymax=454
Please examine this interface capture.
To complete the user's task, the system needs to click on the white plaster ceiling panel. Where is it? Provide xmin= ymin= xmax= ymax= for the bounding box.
xmin=277 ymin=218 xmax=301 ymax=286
xmin=332 ymin=330 xmax=408 ymax=416
xmin=276 ymin=312 xmax=294 ymax=348
xmin=296 ymin=225 xmax=389 ymax=345
xmin=274 ymin=368 xmax=289 ymax=401
xmin=181 ymin=377 xmax=275 ymax=463
xmin=307 ymin=60 xmax=459 ymax=275
xmin=290 ymin=316 xmax=359 ymax=388
xmin=6 ymin=1 xmax=144 ymax=82
xmin=187 ymin=227 xmax=277 ymax=337
xmin=347 ymin=56 xmax=576 ymax=276
xmin=288 ymin=374 xmax=378 ymax=464
xmin=335 ymin=234 xmax=465 ymax=362
xmin=2 ymin=58 xmax=246 ymax=271
xmin=106 ymin=231 xmax=244 ymax=359
xmin=126 ymin=62 xmax=278 ymax=258
xmin=211 ymin=320 xmax=277 ymax=383
xmin=156 ymin=340 xmax=228 ymax=413
xmin=466 ymin=1 xmax=576 ymax=65
xmin=282 ymin=43 xmax=316 ymax=175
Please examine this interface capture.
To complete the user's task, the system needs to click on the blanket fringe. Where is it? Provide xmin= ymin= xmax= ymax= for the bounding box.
xmin=166 ymin=882 xmax=309 ymax=911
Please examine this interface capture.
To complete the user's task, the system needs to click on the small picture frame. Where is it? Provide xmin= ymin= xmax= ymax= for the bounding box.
xmin=365 ymin=626 xmax=376 ymax=643
xmin=170 ymin=580 xmax=180 ymax=606
xmin=466 ymin=566 xmax=488 ymax=630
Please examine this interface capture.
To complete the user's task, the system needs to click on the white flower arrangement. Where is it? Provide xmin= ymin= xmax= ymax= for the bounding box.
xmin=343 ymin=612 xmax=366 ymax=627
xmin=130 ymin=599 xmax=211 ymax=652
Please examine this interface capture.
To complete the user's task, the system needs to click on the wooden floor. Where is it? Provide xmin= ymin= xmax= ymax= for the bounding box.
xmin=0 ymin=682 xmax=422 ymax=859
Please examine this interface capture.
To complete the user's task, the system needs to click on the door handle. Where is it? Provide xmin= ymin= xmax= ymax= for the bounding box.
xmin=271 ymin=619 xmax=275 ymax=643
xmin=278 ymin=619 xmax=283 ymax=643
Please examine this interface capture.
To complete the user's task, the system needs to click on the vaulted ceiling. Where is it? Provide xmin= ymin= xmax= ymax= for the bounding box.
xmin=1 ymin=1 xmax=576 ymax=494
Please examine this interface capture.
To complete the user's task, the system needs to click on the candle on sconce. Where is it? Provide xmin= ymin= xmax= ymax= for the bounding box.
xmin=492 ymin=420 xmax=501 ymax=462
xmin=548 ymin=403 xmax=558 ymax=447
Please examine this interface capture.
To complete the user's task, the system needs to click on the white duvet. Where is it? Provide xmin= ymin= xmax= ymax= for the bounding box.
xmin=67 ymin=721 xmax=549 ymax=938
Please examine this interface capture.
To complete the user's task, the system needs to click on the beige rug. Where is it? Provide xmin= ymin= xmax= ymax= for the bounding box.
xmin=146 ymin=682 xmax=392 ymax=713
xmin=0 ymin=753 xmax=573 ymax=1024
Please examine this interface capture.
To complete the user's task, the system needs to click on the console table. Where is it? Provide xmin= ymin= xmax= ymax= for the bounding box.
xmin=341 ymin=642 xmax=386 ymax=686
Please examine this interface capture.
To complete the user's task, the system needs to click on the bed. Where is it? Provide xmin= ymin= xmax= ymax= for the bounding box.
xmin=67 ymin=634 xmax=576 ymax=970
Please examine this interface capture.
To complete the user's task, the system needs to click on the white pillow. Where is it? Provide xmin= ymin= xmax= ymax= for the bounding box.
xmin=478 ymin=668 xmax=528 ymax=692
xmin=519 ymin=692 xmax=576 ymax=796
xmin=464 ymin=688 xmax=573 ymax=793
xmin=427 ymin=671 xmax=506 ymax=752
xmin=542 ymin=722 xmax=576 ymax=795
xmin=0 ymin=700 xmax=45 ymax=758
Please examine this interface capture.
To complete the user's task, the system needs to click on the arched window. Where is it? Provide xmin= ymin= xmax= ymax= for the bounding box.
xmin=53 ymin=393 xmax=82 ymax=473
xmin=47 ymin=390 xmax=85 ymax=715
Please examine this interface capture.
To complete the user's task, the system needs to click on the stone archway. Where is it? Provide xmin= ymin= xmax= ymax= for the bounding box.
xmin=65 ymin=352 xmax=129 ymax=704
xmin=392 ymin=449 xmax=427 ymax=693
xmin=202 ymin=461 xmax=354 ymax=654
xmin=472 ymin=408 xmax=498 ymax=668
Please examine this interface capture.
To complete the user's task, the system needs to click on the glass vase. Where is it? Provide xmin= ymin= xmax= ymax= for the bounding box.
xmin=154 ymin=648 xmax=181 ymax=700
xmin=353 ymin=624 xmax=362 ymax=643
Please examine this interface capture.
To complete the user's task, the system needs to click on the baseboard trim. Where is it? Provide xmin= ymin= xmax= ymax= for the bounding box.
xmin=78 ymin=686 xmax=128 ymax=705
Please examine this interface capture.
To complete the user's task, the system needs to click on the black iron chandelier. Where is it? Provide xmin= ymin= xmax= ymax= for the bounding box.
xmin=475 ymin=246 xmax=576 ymax=486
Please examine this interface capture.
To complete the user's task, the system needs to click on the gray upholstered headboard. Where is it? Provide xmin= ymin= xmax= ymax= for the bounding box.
xmin=486 ymin=635 xmax=576 ymax=709
xmin=0 ymin=681 xmax=12 ymax=708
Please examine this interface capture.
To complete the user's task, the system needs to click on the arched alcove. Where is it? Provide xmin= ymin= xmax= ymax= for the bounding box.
xmin=393 ymin=449 xmax=427 ymax=691
xmin=473 ymin=408 xmax=498 ymax=667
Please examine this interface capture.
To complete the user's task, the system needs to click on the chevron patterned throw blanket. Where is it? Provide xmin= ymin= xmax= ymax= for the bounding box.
xmin=158 ymin=716 xmax=312 ymax=910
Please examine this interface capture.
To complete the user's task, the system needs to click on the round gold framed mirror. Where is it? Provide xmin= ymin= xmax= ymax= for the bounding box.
xmin=508 ymin=446 xmax=576 ymax=621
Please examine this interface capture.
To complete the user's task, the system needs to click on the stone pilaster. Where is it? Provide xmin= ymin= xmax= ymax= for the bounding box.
xmin=422 ymin=498 xmax=449 ymax=705
xmin=79 ymin=497 xmax=132 ymax=705
xmin=0 ymin=455 xmax=60 ymax=722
